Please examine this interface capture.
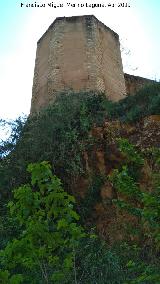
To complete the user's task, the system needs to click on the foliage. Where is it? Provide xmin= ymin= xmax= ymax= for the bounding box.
xmin=109 ymin=140 xmax=160 ymax=283
xmin=0 ymin=116 xmax=27 ymax=157
xmin=0 ymin=162 xmax=85 ymax=283
xmin=116 ymin=138 xmax=144 ymax=180
xmin=0 ymin=160 xmax=140 ymax=284
xmin=0 ymin=91 xmax=109 ymax=198
xmin=116 ymin=138 xmax=144 ymax=166
xmin=79 ymin=174 xmax=104 ymax=220
xmin=73 ymin=237 xmax=125 ymax=284
xmin=0 ymin=87 xmax=160 ymax=283
xmin=1 ymin=85 xmax=160 ymax=197
xmin=106 ymin=83 xmax=160 ymax=122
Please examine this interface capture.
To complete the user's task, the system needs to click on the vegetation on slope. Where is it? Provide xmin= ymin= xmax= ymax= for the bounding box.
xmin=0 ymin=149 xmax=160 ymax=283
xmin=105 ymin=83 xmax=160 ymax=122
xmin=0 ymin=84 xmax=160 ymax=283
xmin=1 ymin=83 xmax=160 ymax=195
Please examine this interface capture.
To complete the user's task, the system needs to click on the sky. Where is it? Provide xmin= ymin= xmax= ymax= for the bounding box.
xmin=0 ymin=0 xmax=160 ymax=120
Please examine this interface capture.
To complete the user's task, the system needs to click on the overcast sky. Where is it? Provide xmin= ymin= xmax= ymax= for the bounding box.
xmin=0 ymin=0 xmax=160 ymax=120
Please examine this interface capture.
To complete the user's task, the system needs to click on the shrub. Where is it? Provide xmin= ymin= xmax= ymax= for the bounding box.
xmin=0 ymin=162 xmax=84 ymax=283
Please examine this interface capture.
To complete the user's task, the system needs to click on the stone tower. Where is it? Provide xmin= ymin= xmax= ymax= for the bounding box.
xmin=31 ymin=15 xmax=126 ymax=113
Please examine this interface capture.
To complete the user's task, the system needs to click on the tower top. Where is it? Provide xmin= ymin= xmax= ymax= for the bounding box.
xmin=38 ymin=15 xmax=119 ymax=44
xmin=31 ymin=15 xmax=126 ymax=113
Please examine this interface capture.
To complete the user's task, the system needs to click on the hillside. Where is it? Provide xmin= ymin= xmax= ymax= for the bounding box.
xmin=0 ymin=83 xmax=160 ymax=283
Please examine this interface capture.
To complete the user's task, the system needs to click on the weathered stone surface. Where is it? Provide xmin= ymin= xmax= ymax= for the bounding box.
xmin=124 ymin=73 xmax=155 ymax=95
xmin=30 ymin=15 xmax=157 ymax=114
xmin=31 ymin=15 xmax=126 ymax=113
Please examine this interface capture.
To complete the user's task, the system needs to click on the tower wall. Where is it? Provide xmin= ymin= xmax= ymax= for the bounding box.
xmin=31 ymin=15 xmax=126 ymax=113
xmin=124 ymin=73 xmax=155 ymax=95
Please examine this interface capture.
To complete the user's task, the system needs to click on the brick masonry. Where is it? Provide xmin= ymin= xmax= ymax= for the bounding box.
xmin=30 ymin=15 xmax=154 ymax=113
xmin=124 ymin=73 xmax=154 ymax=95
xmin=31 ymin=15 xmax=127 ymax=113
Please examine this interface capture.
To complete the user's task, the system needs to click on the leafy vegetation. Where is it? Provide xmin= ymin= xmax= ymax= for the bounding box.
xmin=0 ymin=91 xmax=109 ymax=199
xmin=109 ymin=139 xmax=160 ymax=283
xmin=1 ymin=154 xmax=160 ymax=283
xmin=1 ymin=84 xmax=159 ymax=197
xmin=79 ymin=174 xmax=104 ymax=220
xmin=0 ymin=162 xmax=85 ymax=283
xmin=105 ymin=83 xmax=160 ymax=122
xmin=0 ymin=85 xmax=160 ymax=283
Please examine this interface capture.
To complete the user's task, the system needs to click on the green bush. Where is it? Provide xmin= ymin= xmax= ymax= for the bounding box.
xmin=109 ymin=140 xmax=160 ymax=283
xmin=0 ymin=162 xmax=85 ymax=283
xmin=109 ymin=83 xmax=160 ymax=122
xmin=1 ymin=85 xmax=160 ymax=197
xmin=0 ymin=87 xmax=160 ymax=283
xmin=0 ymin=91 xmax=109 ymax=197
